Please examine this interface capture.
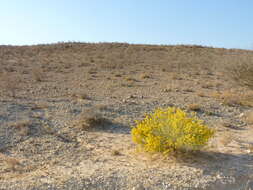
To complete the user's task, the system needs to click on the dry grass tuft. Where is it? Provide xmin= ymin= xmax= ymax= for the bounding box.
xmin=245 ymin=110 xmax=253 ymax=124
xmin=32 ymin=67 xmax=44 ymax=82
xmin=212 ymin=90 xmax=253 ymax=107
xmin=171 ymin=73 xmax=183 ymax=80
xmin=220 ymin=122 xmax=234 ymax=129
xmin=31 ymin=102 xmax=49 ymax=110
xmin=140 ymin=73 xmax=151 ymax=79
xmin=125 ymin=77 xmax=137 ymax=82
xmin=112 ymin=150 xmax=121 ymax=156
xmin=196 ymin=92 xmax=206 ymax=97
xmin=201 ymin=82 xmax=214 ymax=89
xmin=95 ymin=104 xmax=108 ymax=111
xmin=71 ymin=92 xmax=91 ymax=100
xmin=219 ymin=133 xmax=233 ymax=146
xmin=248 ymin=144 xmax=253 ymax=153
xmin=188 ymin=104 xmax=201 ymax=111
xmin=75 ymin=109 xmax=111 ymax=130
xmin=78 ymin=93 xmax=91 ymax=100
xmin=0 ymin=73 xmax=20 ymax=97
xmin=8 ymin=120 xmax=31 ymax=136
xmin=226 ymin=56 xmax=253 ymax=90
xmin=114 ymin=74 xmax=122 ymax=77
xmin=0 ymin=153 xmax=22 ymax=170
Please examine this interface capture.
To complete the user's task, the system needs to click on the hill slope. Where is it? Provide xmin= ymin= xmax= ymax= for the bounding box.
xmin=0 ymin=43 xmax=253 ymax=190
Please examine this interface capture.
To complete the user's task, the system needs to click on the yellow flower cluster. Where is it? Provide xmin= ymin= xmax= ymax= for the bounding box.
xmin=131 ymin=107 xmax=214 ymax=154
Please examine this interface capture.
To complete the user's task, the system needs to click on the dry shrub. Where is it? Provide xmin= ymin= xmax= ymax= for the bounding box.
xmin=0 ymin=73 xmax=20 ymax=97
xmin=75 ymin=108 xmax=111 ymax=130
xmin=114 ymin=74 xmax=122 ymax=77
xmin=112 ymin=150 xmax=121 ymax=156
xmin=183 ymin=88 xmax=194 ymax=93
xmin=197 ymin=92 xmax=206 ymax=97
xmin=221 ymin=122 xmax=233 ymax=129
xmin=8 ymin=120 xmax=31 ymax=136
xmin=88 ymin=68 xmax=97 ymax=74
xmin=32 ymin=67 xmax=44 ymax=82
xmin=248 ymin=144 xmax=253 ymax=153
xmin=188 ymin=104 xmax=201 ymax=111
xmin=125 ymin=77 xmax=138 ymax=82
xmin=0 ymin=153 xmax=22 ymax=170
xmin=226 ymin=56 xmax=253 ymax=89
xmin=212 ymin=90 xmax=253 ymax=107
xmin=244 ymin=110 xmax=253 ymax=124
xmin=140 ymin=73 xmax=151 ymax=79
xmin=171 ymin=73 xmax=183 ymax=80
xmin=31 ymin=102 xmax=49 ymax=110
xmin=120 ymin=81 xmax=135 ymax=88
xmin=201 ymin=82 xmax=214 ymax=89
xmin=72 ymin=92 xmax=91 ymax=100
xmin=94 ymin=104 xmax=108 ymax=111
xmin=219 ymin=133 xmax=233 ymax=146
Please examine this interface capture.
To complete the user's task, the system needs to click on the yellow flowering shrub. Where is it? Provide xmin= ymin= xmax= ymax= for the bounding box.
xmin=131 ymin=107 xmax=214 ymax=154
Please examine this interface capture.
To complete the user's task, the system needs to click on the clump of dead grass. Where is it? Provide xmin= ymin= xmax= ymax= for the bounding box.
xmin=8 ymin=120 xmax=31 ymax=136
xmin=0 ymin=153 xmax=22 ymax=170
xmin=31 ymin=102 xmax=49 ymax=110
xmin=201 ymin=82 xmax=214 ymax=89
xmin=112 ymin=150 xmax=121 ymax=156
xmin=125 ymin=77 xmax=137 ymax=82
xmin=32 ymin=67 xmax=44 ymax=82
xmin=0 ymin=73 xmax=20 ymax=97
xmin=226 ymin=56 xmax=253 ymax=90
xmin=244 ymin=110 xmax=253 ymax=124
xmin=140 ymin=73 xmax=151 ymax=79
xmin=196 ymin=92 xmax=206 ymax=97
xmin=74 ymin=108 xmax=111 ymax=130
xmin=248 ymin=144 xmax=253 ymax=153
xmin=212 ymin=90 xmax=253 ymax=107
xmin=188 ymin=104 xmax=201 ymax=111
xmin=73 ymin=92 xmax=91 ymax=100
xmin=114 ymin=74 xmax=122 ymax=77
xmin=219 ymin=133 xmax=233 ymax=146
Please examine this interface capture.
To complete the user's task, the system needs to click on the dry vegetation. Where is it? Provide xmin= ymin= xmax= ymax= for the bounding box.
xmin=0 ymin=42 xmax=253 ymax=189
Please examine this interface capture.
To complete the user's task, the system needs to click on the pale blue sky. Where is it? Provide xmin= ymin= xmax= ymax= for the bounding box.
xmin=0 ymin=0 xmax=253 ymax=49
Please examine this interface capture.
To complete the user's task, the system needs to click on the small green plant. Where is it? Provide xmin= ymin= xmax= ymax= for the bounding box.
xmin=131 ymin=107 xmax=214 ymax=154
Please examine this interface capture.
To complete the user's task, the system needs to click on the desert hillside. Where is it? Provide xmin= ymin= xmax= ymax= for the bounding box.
xmin=0 ymin=43 xmax=253 ymax=190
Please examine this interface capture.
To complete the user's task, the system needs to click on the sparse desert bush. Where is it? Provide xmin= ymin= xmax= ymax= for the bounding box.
xmin=219 ymin=133 xmax=233 ymax=146
xmin=125 ymin=77 xmax=137 ymax=82
xmin=112 ymin=150 xmax=121 ymax=156
xmin=201 ymin=82 xmax=214 ymax=89
xmin=114 ymin=74 xmax=122 ymax=77
xmin=0 ymin=73 xmax=20 ymax=97
xmin=0 ymin=153 xmax=22 ymax=170
xmin=244 ymin=110 xmax=253 ymax=124
xmin=32 ymin=67 xmax=44 ymax=82
xmin=131 ymin=107 xmax=214 ymax=154
xmin=225 ymin=56 xmax=253 ymax=89
xmin=188 ymin=104 xmax=201 ymax=111
xmin=212 ymin=90 xmax=253 ymax=107
xmin=197 ymin=92 xmax=206 ymax=97
xmin=8 ymin=120 xmax=31 ymax=136
xmin=71 ymin=92 xmax=91 ymax=100
xmin=140 ymin=73 xmax=151 ymax=79
xmin=75 ymin=109 xmax=111 ymax=130
xmin=31 ymin=102 xmax=49 ymax=110
xmin=248 ymin=144 xmax=253 ymax=153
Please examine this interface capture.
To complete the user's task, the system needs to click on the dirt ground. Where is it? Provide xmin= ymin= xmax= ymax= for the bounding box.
xmin=0 ymin=43 xmax=253 ymax=190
